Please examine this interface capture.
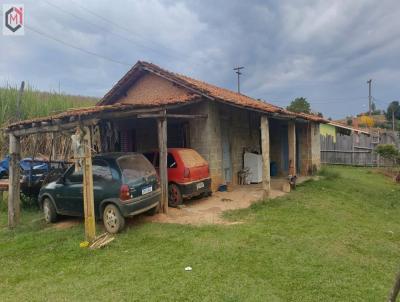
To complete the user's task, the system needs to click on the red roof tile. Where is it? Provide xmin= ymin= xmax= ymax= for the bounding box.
xmin=99 ymin=61 xmax=326 ymax=123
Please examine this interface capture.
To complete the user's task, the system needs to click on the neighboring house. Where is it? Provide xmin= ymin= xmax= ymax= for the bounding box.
xmin=320 ymin=121 xmax=400 ymax=166
xmin=6 ymin=61 xmax=325 ymax=196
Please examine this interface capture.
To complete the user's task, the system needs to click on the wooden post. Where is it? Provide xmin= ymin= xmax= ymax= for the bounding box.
xmin=260 ymin=115 xmax=270 ymax=198
xmin=8 ymin=134 xmax=21 ymax=228
xmin=288 ymin=121 xmax=296 ymax=175
xmin=351 ymin=131 xmax=355 ymax=165
xmin=82 ymin=127 xmax=96 ymax=241
xmin=157 ymin=111 xmax=168 ymax=213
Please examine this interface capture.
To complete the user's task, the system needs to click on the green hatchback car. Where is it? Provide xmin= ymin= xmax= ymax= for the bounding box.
xmin=38 ymin=153 xmax=161 ymax=233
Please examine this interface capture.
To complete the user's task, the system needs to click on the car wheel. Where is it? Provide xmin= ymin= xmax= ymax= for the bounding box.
xmin=103 ymin=204 xmax=125 ymax=234
xmin=168 ymin=184 xmax=183 ymax=207
xmin=43 ymin=198 xmax=57 ymax=223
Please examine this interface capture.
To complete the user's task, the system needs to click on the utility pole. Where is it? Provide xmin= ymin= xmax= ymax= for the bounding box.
xmin=233 ymin=66 xmax=244 ymax=94
xmin=367 ymin=79 xmax=372 ymax=116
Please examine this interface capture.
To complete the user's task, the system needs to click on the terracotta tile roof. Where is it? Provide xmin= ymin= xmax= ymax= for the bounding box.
xmin=99 ymin=61 xmax=326 ymax=123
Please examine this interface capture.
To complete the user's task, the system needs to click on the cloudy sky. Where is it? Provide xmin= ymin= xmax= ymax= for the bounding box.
xmin=1 ymin=0 xmax=400 ymax=118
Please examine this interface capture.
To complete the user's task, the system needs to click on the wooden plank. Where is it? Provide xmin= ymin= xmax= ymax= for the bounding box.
xmin=82 ymin=127 xmax=96 ymax=241
xmin=260 ymin=115 xmax=270 ymax=198
xmin=288 ymin=121 xmax=296 ymax=175
xmin=157 ymin=111 xmax=168 ymax=214
xmin=7 ymin=119 xmax=99 ymax=137
xmin=8 ymin=134 xmax=21 ymax=228
xmin=6 ymin=107 xmax=165 ymax=136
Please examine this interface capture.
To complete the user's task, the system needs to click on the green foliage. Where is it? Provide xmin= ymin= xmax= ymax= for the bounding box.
xmin=1 ymin=166 xmax=400 ymax=301
xmin=375 ymin=144 xmax=400 ymax=162
xmin=0 ymin=83 xmax=97 ymax=127
xmin=386 ymin=101 xmax=400 ymax=121
xmin=286 ymin=97 xmax=311 ymax=113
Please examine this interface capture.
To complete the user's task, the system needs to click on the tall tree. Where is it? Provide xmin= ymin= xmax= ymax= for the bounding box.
xmin=386 ymin=101 xmax=400 ymax=121
xmin=287 ymin=97 xmax=311 ymax=114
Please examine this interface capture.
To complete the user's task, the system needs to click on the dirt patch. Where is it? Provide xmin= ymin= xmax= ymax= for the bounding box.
xmin=50 ymin=183 xmax=295 ymax=229
xmin=144 ymin=184 xmax=285 ymax=225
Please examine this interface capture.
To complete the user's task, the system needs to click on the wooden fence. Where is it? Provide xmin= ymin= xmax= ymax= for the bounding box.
xmin=320 ymin=130 xmax=399 ymax=166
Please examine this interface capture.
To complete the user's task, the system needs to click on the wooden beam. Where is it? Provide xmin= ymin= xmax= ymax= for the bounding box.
xmin=137 ymin=113 xmax=208 ymax=119
xmin=157 ymin=111 xmax=168 ymax=214
xmin=7 ymin=119 xmax=99 ymax=137
xmin=260 ymin=115 xmax=270 ymax=198
xmin=288 ymin=121 xmax=296 ymax=175
xmin=6 ymin=107 xmax=164 ymax=137
xmin=8 ymin=134 xmax=21 ymax=228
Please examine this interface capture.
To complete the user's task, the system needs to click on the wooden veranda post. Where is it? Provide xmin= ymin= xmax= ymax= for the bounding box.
xmin=157 ymin=111 xmax=168 ymax=213
xmin=288 ymin=121 xmax=296 ymax=175
xmin=82 ymin=127 xmax=96 ymax=241
xmin=260 ymin=115 xmax=270 ymax=198
xmin=8 ymin=134 xmax=21 ymax=228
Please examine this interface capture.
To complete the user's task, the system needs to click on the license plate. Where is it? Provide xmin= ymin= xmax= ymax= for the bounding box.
xmin=142 ymin=186 xmax=153 ymax=195
xmin=196 ymin=182 xmax=204 ymax=190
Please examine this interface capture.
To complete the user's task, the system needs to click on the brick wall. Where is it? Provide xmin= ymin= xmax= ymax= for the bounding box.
xmin=118 ymin=72 xmax=191 ymax=105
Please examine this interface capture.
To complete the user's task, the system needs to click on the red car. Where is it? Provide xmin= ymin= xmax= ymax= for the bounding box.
xmin=144 ymin=148 xmax=212 ymax=207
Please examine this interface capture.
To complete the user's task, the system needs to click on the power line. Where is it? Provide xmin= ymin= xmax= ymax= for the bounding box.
xmin=270 ymin=97 xmax=368 ymax=105
xmin=41 ymin=0 xmax=176 ymax=60
xmin=68 ymin=0 xmax=193 ymax=63
xmin=25 ymin=24 xmax=132 ymax=66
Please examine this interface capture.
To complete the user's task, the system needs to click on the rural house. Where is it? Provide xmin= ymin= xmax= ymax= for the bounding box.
xmin=96 ymin=61 xmax=324 ymax=190
xmin=5 ymin=61 xmax=325 ymax=219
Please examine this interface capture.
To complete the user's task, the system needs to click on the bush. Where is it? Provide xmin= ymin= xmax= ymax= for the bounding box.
xmin=375 ymin=144 xmax=400 ymax=163
xmin=318 ymin=167 xmax=341 ymax=180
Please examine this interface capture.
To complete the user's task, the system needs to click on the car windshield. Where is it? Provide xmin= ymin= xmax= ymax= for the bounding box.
xmin=117 ymin=154 xmax=155 ymax=181
xmin=178 ymin=149 xmax=207 ymax=168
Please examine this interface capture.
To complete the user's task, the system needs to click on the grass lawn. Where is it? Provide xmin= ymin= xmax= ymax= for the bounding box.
xmin=1 ymin=166 xmax=400 ymax=301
